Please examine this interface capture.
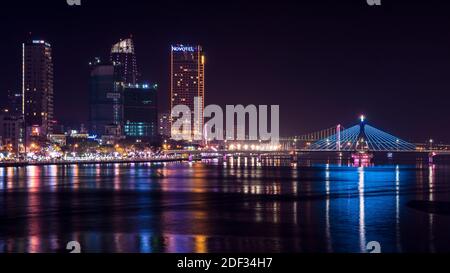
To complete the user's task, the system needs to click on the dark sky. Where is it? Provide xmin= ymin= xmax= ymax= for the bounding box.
xmin=1 ymin=0 xmax=449 ymax=143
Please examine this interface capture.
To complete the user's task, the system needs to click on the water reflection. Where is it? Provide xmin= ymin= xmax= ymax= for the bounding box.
xmin=325 ymin=164 xmax=332 ymax=252
xmin=0 ymin=157 xmax=450 ymax=253
xmin=395 ymin=165 xmax=401 ymax=252
xmin=429 ymin=165 xmax=435 ymax=252
xmin=358 ymin=167 xmax=366 ymax=253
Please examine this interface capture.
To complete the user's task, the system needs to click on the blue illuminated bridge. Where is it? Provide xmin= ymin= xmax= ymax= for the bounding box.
xmin=165 ymin=116 xmax=450 ymax=159
xmin=308 ymin=117 xmax=416 ymax=152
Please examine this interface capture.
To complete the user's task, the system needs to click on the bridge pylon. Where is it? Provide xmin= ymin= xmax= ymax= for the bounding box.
xmin=309 ymin=116 xmax=416 ymax=152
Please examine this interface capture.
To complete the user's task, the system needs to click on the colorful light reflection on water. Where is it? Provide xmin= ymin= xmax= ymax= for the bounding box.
xmin=0 ymin=158 xmax=450 ymax=253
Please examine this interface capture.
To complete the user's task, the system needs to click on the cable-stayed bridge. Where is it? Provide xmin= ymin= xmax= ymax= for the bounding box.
xmin=285 ymin=125 xmax=345 ymax=142
xmin=165 ymin=116 xmax=450 ymax=162
xmin=290 ymin=116 xmax=450 ymax=162
xmin=308 ymin=120 xmax=416 ymax=152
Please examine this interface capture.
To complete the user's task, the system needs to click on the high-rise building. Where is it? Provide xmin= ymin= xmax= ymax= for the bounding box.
xmin=89 ymin=58 xmax=124 ymax=136
xmin=123 ymin=83 xmax=158 ymax=141
xmin=158 ymin=112 xmax=170 ymax=138
xmin=22 ymin=40 xmax=54 ymax=138
xmin=170 ymin=44 xmax=205 ymax=141
xmin=7 ymin=90 xmax=22 ymax=116
xmin=111 ymin=38 xmax=138 ymax=85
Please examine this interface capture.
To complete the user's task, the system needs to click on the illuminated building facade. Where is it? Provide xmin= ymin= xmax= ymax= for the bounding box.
xmin=89 ymin=59 xmax=124 ymax=136
xmin=170 ymin=44 xmax=205 ymax=141
xmin=123 ymin=83 xmax=158 ymax=141
xmin=158 ymin=112 xmax=170 ymax=138
xmin=22 ymin=40 xmax=54 ymax=138
xmin=111 ymin=38 xmax=138 ymax=85
xmin=0 ymin=111 xmax=24 ymax=153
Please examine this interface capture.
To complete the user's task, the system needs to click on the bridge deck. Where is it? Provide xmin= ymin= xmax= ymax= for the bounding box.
xmin=164 ymin=149 xmax=450 ymax=155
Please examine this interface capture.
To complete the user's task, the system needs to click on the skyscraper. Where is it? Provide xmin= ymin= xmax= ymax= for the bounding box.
xmin=89 ymin=58 xmax=123 ymax=136
xmin=111 ymin=38 xmax=138 ymax=85
xmin=22 ymin=40 xmax=54 ymax=138
xmin=123 ymin=83 xmax=158 ymax=142
xmin=170 ymin=44 xmax=205 ymax=141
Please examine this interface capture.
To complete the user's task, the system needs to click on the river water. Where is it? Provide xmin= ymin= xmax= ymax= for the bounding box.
xmin=0 ymin=157 xmax=449 ymax=253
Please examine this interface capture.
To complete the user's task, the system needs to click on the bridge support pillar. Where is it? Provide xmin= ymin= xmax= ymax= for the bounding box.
xmin=291 ymin=151 xmax=297 ymax=162
xmin=336 ymin=124 xmax=341 ymax=151
xmin=429 ymin=153 xmax=435 ymax=164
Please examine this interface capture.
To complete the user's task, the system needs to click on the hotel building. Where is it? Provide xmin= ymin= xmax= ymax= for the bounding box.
xmin=170 ymin=44 xmax=205 ymax=141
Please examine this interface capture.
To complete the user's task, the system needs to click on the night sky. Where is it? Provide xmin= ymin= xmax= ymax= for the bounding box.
xmin=1 ymin=0 xmax=449 ymax=142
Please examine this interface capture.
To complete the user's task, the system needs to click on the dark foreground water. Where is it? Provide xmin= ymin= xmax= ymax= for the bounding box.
xmin=1 ymin=158 xmax=450 ymax=253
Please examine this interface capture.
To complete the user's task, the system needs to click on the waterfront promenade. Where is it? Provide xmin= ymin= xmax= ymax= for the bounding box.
xmin=0 ymin=156 xmax=189 ymax=168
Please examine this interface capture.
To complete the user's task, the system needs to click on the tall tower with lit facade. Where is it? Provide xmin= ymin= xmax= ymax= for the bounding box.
xmin=22 ymin=40 xmax=54 ymax=139
xmin=170 ymin=44 xmax=205 ymax=141
xmin=89 ymin=58 xmax=124 ymax=136
xmin=110 ymin=38 xmax=138 ymax=85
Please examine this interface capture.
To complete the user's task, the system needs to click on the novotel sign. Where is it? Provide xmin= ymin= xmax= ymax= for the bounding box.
xmin=171 ymin=45 xmax=196 ymax=52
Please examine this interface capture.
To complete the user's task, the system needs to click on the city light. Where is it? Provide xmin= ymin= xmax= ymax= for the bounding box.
xmin=0 ymin=2 xmax=449 ymax=259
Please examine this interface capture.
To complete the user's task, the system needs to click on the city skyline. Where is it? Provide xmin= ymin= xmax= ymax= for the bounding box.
xmin=2 ymin=0 xmax=450 ymax=259
xmin=0 ymin=0 xmax=450 ymax=143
